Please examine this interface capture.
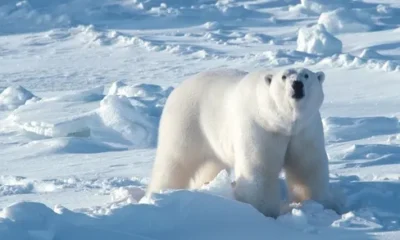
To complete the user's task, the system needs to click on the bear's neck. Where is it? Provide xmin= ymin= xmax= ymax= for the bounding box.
xmin=255 ymin=90 xmax=318 ymax=136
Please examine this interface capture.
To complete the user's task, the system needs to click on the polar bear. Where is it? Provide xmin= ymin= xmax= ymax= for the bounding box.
xmin=146 ymin=67 xmax=337 ymax=218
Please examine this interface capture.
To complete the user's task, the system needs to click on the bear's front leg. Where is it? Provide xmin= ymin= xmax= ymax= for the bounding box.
xmin=233 ymin=127 xmax=289 ymax=218
xmin=284 ymin=116 xmax=340 ymax=213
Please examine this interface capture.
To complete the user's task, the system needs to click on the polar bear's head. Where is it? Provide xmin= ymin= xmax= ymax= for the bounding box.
xmin=265 ymin=67 xmax=325 ymax=105
xmin=260 ymin=67 xmax=325 ymax=131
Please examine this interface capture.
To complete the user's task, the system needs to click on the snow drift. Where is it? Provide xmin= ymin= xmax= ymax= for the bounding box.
xmin=0 ymin=85 xmax=39 ymax=111
xmin=296 ymin=24 xmax=342 ymax=56
xmin=5 ymin=81 xmax=172 ymax=149
xmin=97 ymin=95 xmax=158 ymax=148
xmin=0 ymin=171 xmax=371 ymax=240
xmin=318 ymin=8 xmax=375 ymax=34
xmin=7 ymin=87 xmax=103 ymax=138
xmin=290 ymin=0 xmax=348 ymax=14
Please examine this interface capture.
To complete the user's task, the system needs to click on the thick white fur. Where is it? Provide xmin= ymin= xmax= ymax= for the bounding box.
xmin=146 ymin=67 xmax=337 ymax=218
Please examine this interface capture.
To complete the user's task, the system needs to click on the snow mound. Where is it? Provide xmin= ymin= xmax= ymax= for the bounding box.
xmin=317 ymin=53 xmax=400 ymax=72
xmin=296 ymin=24 xmax=342 ymax=56
xmin=0 ymin=175 xmax=61 ymax=197
xmin=0 ymin=176 xmax=35 ymax=196
xmin=199 ymin=170 xmax=234 ymax=199
xmin=108 ymin=81 xmax=173 ymax=100
xmin=107 ymin=81 xmax=173 ymax=117
xmin=0 ymin=86 xmax=39 ymax=111
xmin=323 ymin=116 xmax=400 ymax=143
xmin=6 ymin=83 xmax=172 ymax=148
xmin=0 ymin=196 xmax=292 ymax=240
xmin=0 ymin=180 xmax=370 ymax=240
xmin=8 ymin=87 xmax=101 ymax=138
xmin=247 ymin=46 xmax=399 ymax=73
xmin=376 ymin=4 xmax=393 ymax=15
xmin=70 ymin=25 xmax=213 ymax=58
xmin=318 ymin=8 xmax=375 ymax=34
xmin=0 ymin=175 xmax=144 ymax=199
xmin=290 ymin=0 xmax=347 ymax=14
xmin=358 ymin=48 xmax=386 ymax=60
xmin=50 ymin=86 xmax=105 ymax=102
xmin=202 ymin=21 xmax=222 ymax=30
xmin=137 ymin=0 xmax=215 ymax=8
xmin=248 ymin=49 xmax=314 ymax=67
xmin=235 ymin=33 xmax=273 ymax=44
xmin=97 ymin=95 xmax=158 ymax=148
xmin=97 ymin=81 xmax=173 ymax=147
xmin=110 ymin=186 xmax=146 ymax=204
xmin=278 ymin=201 xmax=339 ymax=233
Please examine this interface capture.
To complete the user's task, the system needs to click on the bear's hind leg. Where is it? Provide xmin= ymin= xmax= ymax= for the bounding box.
xmin=146 ymin=156 xmax=200 ymax=195
xmin=190 ymin=160 xmax=226 ymax=189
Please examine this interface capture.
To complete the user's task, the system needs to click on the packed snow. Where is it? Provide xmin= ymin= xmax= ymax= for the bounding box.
xmin=1 ymin=0 xmax=400 ymax=239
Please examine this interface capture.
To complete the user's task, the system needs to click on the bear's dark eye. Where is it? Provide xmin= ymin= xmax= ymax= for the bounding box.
xmin=304 ymin=74 xmax=309 ymax=79
xmin=265 ymin=74 xmax=272 ymax=84
xmin=282 ymin=75 xmax=286 ymax=80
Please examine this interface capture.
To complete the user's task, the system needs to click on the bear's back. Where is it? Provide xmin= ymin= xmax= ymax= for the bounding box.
xmin=163 ymin=68 xmax=247 ymax=115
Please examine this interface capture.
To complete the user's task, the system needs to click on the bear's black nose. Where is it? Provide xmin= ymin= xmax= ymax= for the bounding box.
xmin=292 ymin=81 xmax=304 ymax=100
xmin=292 ymin=81 xmax=304 ymax=91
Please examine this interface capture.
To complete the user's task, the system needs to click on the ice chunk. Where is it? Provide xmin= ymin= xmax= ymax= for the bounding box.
xmin=297 ymin=24 xmax=342 ymax=56
xmin=0 ymin=85 xmax=39 ymax=111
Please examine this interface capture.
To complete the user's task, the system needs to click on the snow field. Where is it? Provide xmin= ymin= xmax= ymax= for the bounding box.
xmin=1 ymin=72 xmax=400 ymax=239
xmin=1 ymin=0 xmax=400 ymax=239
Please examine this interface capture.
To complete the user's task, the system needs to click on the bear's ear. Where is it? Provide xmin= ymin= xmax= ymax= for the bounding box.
xmin=265 ymin=74 xmax=273 ymax=85
xmin=316 ymin=71 xmax=325 ymax=83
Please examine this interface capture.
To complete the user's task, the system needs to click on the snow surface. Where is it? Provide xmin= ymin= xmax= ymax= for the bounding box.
xmin=1 ymin=0 xmax=400 ymax=239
